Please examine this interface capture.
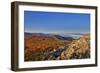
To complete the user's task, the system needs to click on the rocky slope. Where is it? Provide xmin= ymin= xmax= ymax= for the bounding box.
xmin=24 ymin=33 xmax=90 ymax=61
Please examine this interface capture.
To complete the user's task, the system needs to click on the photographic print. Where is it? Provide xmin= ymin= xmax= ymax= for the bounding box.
xmin=11 ymin=1 xmax=97 ymax=71
xmin=24 ymin=11 xmax=90 ymax=61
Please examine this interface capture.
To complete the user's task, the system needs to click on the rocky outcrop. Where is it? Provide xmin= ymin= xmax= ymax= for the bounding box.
xmin=60 ymin=34 xmax=90 ymax=59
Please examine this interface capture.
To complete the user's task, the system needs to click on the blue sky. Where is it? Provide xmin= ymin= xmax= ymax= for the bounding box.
xmin=24 ymin=11 xmax=90 ymax=33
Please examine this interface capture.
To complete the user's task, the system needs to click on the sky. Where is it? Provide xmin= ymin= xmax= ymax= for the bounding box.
xmin=24 ymin=11 xmax=90 ymax=34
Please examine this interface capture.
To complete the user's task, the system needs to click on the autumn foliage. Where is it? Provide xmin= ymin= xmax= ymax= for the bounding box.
xmin=25 ymin=35 xmax=71 ymax=52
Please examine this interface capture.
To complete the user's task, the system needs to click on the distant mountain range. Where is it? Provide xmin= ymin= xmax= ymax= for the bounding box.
xmin=24 ymin=32 xmax=85 ymax=39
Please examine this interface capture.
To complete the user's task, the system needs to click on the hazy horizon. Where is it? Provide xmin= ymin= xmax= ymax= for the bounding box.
xmin=24 ymin=31 xmax=89 ymax=34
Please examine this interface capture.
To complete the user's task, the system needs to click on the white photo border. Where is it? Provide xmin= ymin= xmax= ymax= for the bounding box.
xmin=18 ymin=5 xmax=96 ymax=68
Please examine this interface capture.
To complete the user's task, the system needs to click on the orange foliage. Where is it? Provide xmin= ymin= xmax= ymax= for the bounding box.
xmin=25 ymin=36 xmax=70 ymax=52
